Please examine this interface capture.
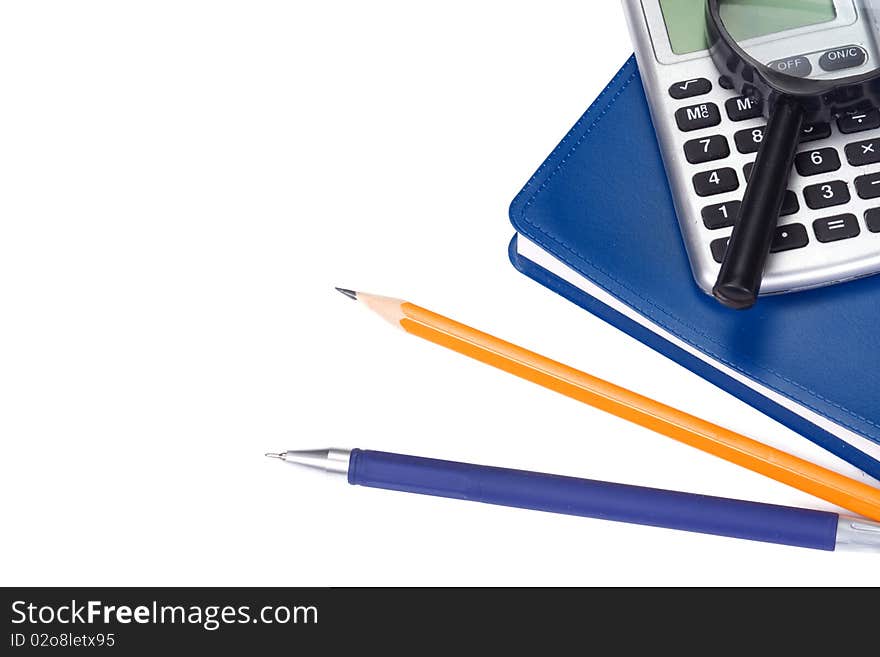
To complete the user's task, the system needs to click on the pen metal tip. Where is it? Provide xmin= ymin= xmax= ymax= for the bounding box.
xmin=264 ymin=452 xmax=285 ymax=460
xmin=335 ymin=287 xmax=358 ymax=301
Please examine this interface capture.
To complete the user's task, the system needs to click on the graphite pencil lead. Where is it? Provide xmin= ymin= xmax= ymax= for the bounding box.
xmin=264 ymin=452 xmax=285 ymax=460
xmin=335 ymin=287 xmax=358 ymax=301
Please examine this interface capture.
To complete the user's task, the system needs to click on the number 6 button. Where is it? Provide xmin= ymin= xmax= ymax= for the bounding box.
xmin=795 ymin=148 xmax=841 ymax=176
xmin=693 ymin=167 xmax=739 ymax=196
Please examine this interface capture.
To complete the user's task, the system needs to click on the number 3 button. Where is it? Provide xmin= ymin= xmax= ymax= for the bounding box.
xmin=803 ymin=180 xmax=850 ymax=209
xmin=693 ymin=168 xmax=739 ymax=197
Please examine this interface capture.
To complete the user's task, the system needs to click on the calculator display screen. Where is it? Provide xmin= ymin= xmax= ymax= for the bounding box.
xmin=659 ymin=0 xmax=838 ymax=55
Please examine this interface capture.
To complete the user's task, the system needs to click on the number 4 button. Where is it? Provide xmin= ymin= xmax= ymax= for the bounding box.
xmin=693 ymin=168 xmax=739 ymax=197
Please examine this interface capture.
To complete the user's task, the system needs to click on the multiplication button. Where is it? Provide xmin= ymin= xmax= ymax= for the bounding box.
xmin=845 ymin=138 xmax=880 ymax=166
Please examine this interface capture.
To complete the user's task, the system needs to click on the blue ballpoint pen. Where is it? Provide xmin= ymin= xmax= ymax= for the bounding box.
xmin=266 ymin=448 xmax=880 ymax=552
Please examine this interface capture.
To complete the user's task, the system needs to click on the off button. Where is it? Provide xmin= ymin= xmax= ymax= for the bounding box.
xmin=768 ymin=56 xmax=812 ymax=78
xmin=820 ymin=45 xmax=867 ymax=72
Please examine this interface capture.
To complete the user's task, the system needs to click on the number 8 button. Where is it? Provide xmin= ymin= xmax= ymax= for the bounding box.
xmin=734 ymin=126 xmax=765 ymax=154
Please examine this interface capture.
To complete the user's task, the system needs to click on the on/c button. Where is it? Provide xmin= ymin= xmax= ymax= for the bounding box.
xmin=820 ymin=45 xmax=868 ymax=72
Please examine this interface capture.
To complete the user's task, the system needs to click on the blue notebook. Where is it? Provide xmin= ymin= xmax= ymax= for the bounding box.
xmin=509 ymin=56 xmax=880 ymax=482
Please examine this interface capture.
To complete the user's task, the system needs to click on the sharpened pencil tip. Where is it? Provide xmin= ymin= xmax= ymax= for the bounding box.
xmin=335 ymin=287 xmax=358 ymax=301
xmin=265 ymin=452 xmax=284 ymax=460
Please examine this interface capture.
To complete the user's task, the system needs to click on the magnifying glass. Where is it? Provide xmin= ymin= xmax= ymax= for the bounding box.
xmin=706 ymin=0 xmax=880 ymax=309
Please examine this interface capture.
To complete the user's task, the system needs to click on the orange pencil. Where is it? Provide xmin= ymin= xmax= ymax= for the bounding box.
xmin=338 ymin=288 xmax=880 ymax=522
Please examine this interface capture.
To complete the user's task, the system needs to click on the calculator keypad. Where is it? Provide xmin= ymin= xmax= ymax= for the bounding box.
xmin=668 ymin=79 xmax=880 ymax=287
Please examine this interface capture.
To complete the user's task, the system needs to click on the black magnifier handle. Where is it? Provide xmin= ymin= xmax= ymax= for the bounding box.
xmin=713 ymin=97 xmax=804 ymax=309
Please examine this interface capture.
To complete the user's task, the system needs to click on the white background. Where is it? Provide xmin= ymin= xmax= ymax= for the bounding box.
xmin=2 ymin=1 xmax=878 ymax=586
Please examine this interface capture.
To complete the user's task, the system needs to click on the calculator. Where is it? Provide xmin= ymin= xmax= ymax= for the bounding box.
xmin=622 ymin=0 xmax=880 ymax=296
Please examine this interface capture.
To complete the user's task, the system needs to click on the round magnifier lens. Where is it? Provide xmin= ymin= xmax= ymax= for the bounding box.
xmin=716 ymin=0 xmax=880 ymax=85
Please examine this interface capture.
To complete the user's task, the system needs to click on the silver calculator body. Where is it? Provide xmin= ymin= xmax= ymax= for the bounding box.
xmin=622 ymin=0 xmax=880 ymax=296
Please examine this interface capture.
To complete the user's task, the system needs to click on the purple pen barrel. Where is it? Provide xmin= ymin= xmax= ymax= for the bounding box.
xmin=347 ymin=449 xmax=840 ymax=551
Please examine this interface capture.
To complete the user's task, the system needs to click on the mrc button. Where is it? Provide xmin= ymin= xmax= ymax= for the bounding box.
xmin=820 ymin=46 xmax=867 ymax=72
xmin=767 ymin=56 xmax=812 ymax=78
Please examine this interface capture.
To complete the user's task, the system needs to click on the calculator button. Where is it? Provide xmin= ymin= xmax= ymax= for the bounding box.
xmin=719 ymin=76 xmax=734 ymax=90
xmin=669 ymin=78 xmax=712 ymax=100
xmin=865 ymin=208 xmax=880 ymax=233
xmin=780 ymin=191 xmax=800 ymax=216
xmin=684 ymin=135 xmax=730 ymax=164
xmin=734 ymin=126 xmax=765 ymax=154
xmin=725 ymin=96 xmax=762 ymax=121
xmin=710 ymin=224 xmax=808 ymax=263
xmin=743 ymin=162 xmax=753 ymax=181
xmin=693 ymin=168 xmax=738 ymax=196
xmin=837 ymin=110 xmax=880 ymax=134
xmin=844 ymin=138 xmax=880 ymax=166
xmin=801 ymin=122 xmax=832 ymax=143
xmin=795 ymin=148 xmax=841 ymax=176
xmin=803 ymin=180 xmax=851 ymax=209
xmin=768 ymin=56 xmax=813 ymax=77
xmin=710 ymin=238 xmax=729 ymax=264
xmin=855 ymin=172 xmax=880 ymax=199
xmin=770 ymin=223 xmax=810 ymax=253
xmin=702 ymin=201 xmax=740 ymax=229
xmin=675 ymin=103 xmax=722 ymax=132
xmin=813 ymin=214 xmax=861 ymax=242
xmin=819 ymin=46 xmax=867 ymax=72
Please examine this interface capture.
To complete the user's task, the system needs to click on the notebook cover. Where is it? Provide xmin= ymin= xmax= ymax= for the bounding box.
xmin=508 ymin=56 xmax=880 ymax=480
